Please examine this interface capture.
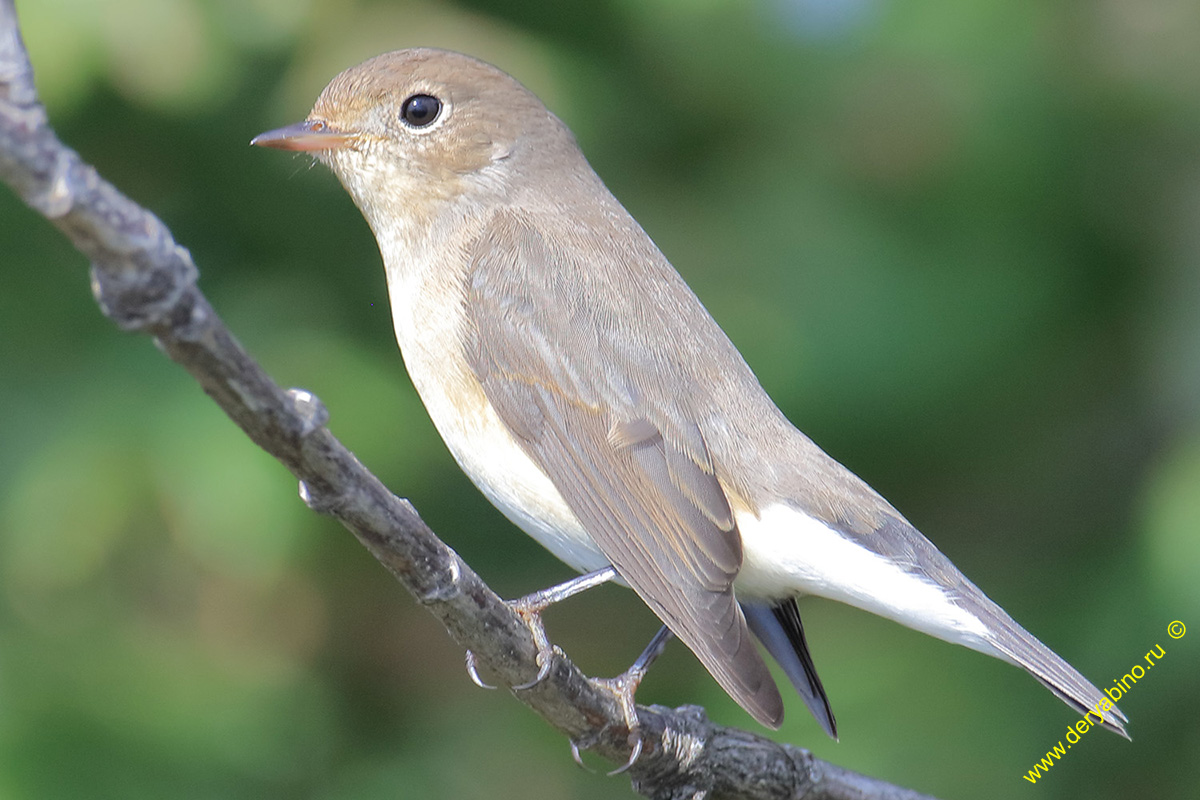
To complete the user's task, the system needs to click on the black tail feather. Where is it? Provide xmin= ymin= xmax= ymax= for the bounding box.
xmin=743 ymin=599 xmax=838 ymax=739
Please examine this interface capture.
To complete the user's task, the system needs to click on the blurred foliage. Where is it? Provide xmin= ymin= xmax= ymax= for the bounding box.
xmin=2 ymin=0 xmax=1199 ymax=797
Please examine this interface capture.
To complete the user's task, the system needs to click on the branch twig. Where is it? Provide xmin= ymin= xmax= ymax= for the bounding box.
xmin=0 ymin=4 xmax=938 ymax=798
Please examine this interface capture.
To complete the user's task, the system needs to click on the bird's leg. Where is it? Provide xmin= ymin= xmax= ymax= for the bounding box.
xmin=465 ymin=566 xmax=619 ymax=691
xmin=510 ymin=566 xmax=619 ymax=689
xmin=580 ymin=624 xmax=675 ymax=775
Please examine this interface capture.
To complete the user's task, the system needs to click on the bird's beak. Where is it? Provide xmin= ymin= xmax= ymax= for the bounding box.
xmin=251 ymin=119 xmax=356 ymax=151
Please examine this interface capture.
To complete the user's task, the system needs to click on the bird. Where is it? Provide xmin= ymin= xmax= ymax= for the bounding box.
xmin=252 ymin=47 xmax=1129 ymax=741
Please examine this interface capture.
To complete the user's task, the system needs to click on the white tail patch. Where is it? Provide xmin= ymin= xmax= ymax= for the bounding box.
xmin=735 ymin=503 xmax=1000 ymax=656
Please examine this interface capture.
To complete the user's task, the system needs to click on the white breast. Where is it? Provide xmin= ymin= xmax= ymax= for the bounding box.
xmin=380 ymin=240 xmax=610 ymax=575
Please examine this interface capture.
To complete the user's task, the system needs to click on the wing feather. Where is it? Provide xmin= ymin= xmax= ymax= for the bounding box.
xmin=464 ymin=211 xmax=783 ymax=726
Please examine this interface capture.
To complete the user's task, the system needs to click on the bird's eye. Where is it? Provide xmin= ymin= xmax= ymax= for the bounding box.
xmin=400 ymin=94 xmax=442 ymax=128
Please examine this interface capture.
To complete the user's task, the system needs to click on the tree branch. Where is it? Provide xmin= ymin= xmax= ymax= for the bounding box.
xmin=0 ymin=4 xmax=937 ymax=798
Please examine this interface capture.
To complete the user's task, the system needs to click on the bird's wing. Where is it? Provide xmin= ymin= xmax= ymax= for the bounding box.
xmin=463 ymin=210 xmax=783 ymax=727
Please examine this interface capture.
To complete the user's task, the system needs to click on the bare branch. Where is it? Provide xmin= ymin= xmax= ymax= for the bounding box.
xmin=0 ymin=4 xmax=938 ymax=798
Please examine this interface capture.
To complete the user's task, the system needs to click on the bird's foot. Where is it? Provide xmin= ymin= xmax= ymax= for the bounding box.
xmin=509 ymin=596 xmax=559 ymax=690
xmin=461 ymin=601 xmax=559 ymax=690
xmin=590 ymin=666 xmax=648 ymax=775
xmin=587 ymin=624 xmax=672 ymax=773
xmin=464 ymin=567 xmax=619 ymax=692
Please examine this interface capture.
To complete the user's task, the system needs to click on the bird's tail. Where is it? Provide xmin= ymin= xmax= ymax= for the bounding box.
xmin=742 ymin=599 xmax=838 ymax=739
xmin=955 ymin=580 xmax=1130 ymax=738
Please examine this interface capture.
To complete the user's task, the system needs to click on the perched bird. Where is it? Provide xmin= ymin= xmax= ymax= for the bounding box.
xmin=253 ymin=48 xmax=1128 ymax=740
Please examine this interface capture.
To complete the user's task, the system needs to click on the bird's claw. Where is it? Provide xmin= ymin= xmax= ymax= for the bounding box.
xmin=511 ymin=648 xmax=556 ymax=691
xmin=608 ymin=736 xmax=643 ymax=776
xmin=568 ymin=738 xmax=596 ymax=772
xmin=566 ymin=734 xmax=643 ymax=777
xmin=567 ymin=726 xmax=641 ymax=775
xmin=591 ymin=669 xmax=648 ymax=774
xmin=464 ymin=650 xmax=496 ymax=690
xmin=510 ymin=599 xmax=558 ymax=691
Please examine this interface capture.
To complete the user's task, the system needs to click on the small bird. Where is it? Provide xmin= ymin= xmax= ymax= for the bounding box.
xmin=254 ymin=48 xmax=1128 ymax=739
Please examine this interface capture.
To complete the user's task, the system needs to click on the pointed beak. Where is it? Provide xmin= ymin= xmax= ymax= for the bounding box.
xmin=251 ymin=120 xmax=356 ymax=151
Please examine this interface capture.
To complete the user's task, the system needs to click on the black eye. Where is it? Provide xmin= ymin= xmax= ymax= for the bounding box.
xmin=400 ymin=94 xmax=442 ymax=128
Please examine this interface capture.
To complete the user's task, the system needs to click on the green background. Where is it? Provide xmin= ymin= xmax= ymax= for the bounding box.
xmin=3 ymin=0 xmax=1198 ymax=797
